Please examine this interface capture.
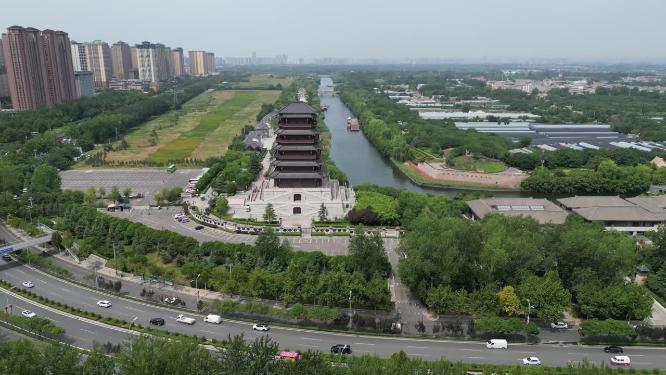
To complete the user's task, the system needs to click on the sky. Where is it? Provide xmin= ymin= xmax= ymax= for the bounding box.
xmin=2 ymin=0 xmax=665 ymax=62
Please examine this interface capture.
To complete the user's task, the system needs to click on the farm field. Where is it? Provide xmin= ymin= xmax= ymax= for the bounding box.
xmin=226 ymin=74 xmax=293 ymax=89
xmin=96 ymin=89 xmax=279 ymax=165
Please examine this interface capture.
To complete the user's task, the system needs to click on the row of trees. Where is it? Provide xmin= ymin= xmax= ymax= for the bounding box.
xmin=399 ymin=213 xmax=652 ymax=321
xmin=61 ymin=204 xmax=392 ymax=310
xmin=0 ymin=336 xmax=626 ymax=375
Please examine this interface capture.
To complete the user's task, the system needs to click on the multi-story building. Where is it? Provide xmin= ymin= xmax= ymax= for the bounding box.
xmin=110 ymin=41 xmax=132 ymax=79
xmin=1 ymin=26 xmax=76 ymax=111
xmin=85 ymin=40 xmax=112 ymax=89
xmin=70 ymin=41 xmax=88 ymax=71
xmin=135 ymin=41 xmax=172 ymax=83
xmin=74 ymin=70 xmax=94 ymax=98
xmin=171 ymin=47 xmax=184 ymax=77
xmin=189 ymin=50 xmax=215 ymax=76
xmin=0 ymin=38 xmax=9 ymax=101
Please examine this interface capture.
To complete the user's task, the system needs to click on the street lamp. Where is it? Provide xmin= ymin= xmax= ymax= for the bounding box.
xmin=348 ymin=290 xmax=352 ymax=329
xmin=525 ymin=298 xmax=532 ymax=325
xmin=195 ymin=273 xmax=201 ymax=305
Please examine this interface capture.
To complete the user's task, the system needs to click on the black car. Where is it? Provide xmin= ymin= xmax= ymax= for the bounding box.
xmin=604 ymin=346 xmax=623 ymax=354
xmin=194 ymin=225 xmax=204 ymax=230
xmin=2 ymin=255 xmax=12 ymax=262
xmin=330 ymin=344 xmax=352 ymax=355
xmin=150 ymin=318 xmax=165 ymax=326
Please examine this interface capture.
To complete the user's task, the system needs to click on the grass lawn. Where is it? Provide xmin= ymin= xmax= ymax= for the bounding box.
xmin=94 ymin=89 xmax=279 ymax=165
xmin=227 ymin=74 xmax=293 ymax=89
xmin=450 ymin=155 xmax=506 ymax=173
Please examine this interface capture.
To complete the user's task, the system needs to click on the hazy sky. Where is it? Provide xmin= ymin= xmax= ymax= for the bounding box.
xmin=2 ymin=0 xmax=665 ymax=62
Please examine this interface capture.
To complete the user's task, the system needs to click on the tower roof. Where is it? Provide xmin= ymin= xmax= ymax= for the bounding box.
xmin=279 ymin=102 xmax=317 ymax=115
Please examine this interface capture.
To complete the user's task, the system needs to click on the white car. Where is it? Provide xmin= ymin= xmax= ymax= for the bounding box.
xmin=96 ymin=300 xmax=112 ymax=308
xmin=609 ymin=355 xmax=631 ymax=366
xmin=253 ymin=323 xmax=269 ymax=331
xmin=22 ymin=281 xmax=34 ymax=288
xmin=522 ymin=357 xmax=541 ymax=366
xmin=21 ymin=310 xmax=36 ymax=318
xmin=550 ymin=321 xmax=568 ymax=329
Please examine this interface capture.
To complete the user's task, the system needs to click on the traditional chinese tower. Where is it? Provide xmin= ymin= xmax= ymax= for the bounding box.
xmin=270 ymin=102 xmax=327 ymax=187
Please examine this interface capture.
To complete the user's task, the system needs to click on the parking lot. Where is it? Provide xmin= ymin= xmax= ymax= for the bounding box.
xmin=60 ymin=168 xmax=205 ymax=206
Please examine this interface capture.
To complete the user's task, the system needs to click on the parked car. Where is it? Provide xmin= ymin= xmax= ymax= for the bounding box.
xmin=22 ymin=281 xmax=34 ymax=288
xmin=522 ymin=357 xmax=541 ymax=366
xmin=252 ymin=323 xmax=269 ymax=331
xmin=604 ymin=346 xmax=623 ymax=354
xmin=21 ymin=310 xmax=36 ymax=318
xmin=96 ymin=300 xmax=112 ymax=308
xmin=550 ymin=321 xmax=569 ymax=329
xmin=485 ymin=339 xmax=508 ymax=349
xmin=194 ymin=225 xmax=204 ymax=230
xmin=609 ymin=355 xmax=631 ymax=366
xmin=150 ymin=318 xmax=165 ymax=326
xmin=330 ymin=344 xmax=352 ymax=355
xmin=2 ymin=255 xmax=12 ymax=262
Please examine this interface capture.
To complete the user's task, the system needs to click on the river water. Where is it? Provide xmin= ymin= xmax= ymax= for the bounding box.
xmin=320 ymin=76 xmax=525 ymax=197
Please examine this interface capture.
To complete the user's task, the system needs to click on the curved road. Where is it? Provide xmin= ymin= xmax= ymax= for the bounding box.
xmin=0 ymin=258 xmax=663 ymax=368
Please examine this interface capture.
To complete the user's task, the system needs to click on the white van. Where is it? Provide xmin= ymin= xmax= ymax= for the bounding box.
xmin=203 ymin=314 xmax=222 ymax=324
xmin=486 ymin=339 xmax=508 ymax=349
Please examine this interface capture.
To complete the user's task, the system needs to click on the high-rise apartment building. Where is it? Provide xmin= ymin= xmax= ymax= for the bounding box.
xmin=0 ymin=38 xmax=9 ymax=100
xmin=70 ymin=41 xmax=88 ymax=71
xmin=85 ymin=40 xmax=112 ymax=89
xmin=135 ymin=42 xmax=172 ymax=83
xmin=110 ymin=41 xmax=132 ymax=79
xmin=1 ymin=26 xmax=76 ymax=111
xmin=189 ymin=50 xmax=215 ymax=76
xmin=74 ymin=70 xmax=94 ymax=98
xmin=171 ymin=47 xmax=184 ymax=77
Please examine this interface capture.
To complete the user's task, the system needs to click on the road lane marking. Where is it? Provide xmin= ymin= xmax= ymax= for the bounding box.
xmin=467 ymin=356 xmax=484 ymax=359
xmin=200 ymin=329 xmax=217 ymax=335
xmin=124 ymin=306 xmax=146 ymax=313
xmin=460 ymin=348 xmax=483 ymax=352
xmin=516 ymin=351 xmax=535 ymax=354
xmin=298 ymin=344 xmax=319 ymax=348
xmin=302 ymin=337 xmax=322 ymax=341
xmin=407 ymin=345 xmax=428 ymax=349
xmin=354 ymin=342 xmax=375 ymax=346
xmin=80 ymin=328 xmax=96 ymax=334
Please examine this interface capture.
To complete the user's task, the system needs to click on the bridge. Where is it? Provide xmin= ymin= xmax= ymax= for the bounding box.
xmin=0 ymin=225 xmax=53 ymax=256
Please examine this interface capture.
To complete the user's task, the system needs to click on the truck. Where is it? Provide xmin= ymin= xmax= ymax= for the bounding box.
xmin=203 ymin=314 xmax=222 ymax=324
xmin=176 ymin=314 xmax=196 ymax=325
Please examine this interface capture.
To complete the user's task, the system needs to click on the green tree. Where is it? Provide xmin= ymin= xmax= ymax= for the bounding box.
xmin=348 ymin=230 xmax=390 ymax=280
xmin=254 ymin=228 xmax=285 ymax=266
xmin=30 ymin=164 xmax=61 ymax=193
xmin=317 ymin=203 xmax=328 ymax=223
xmin=109 ymin=185 xmax=121 ymax=203
xmin=263 ymin=203 xmax=277 ymax=223
xmin=98 ymin=187 xmax=106 ymax=199
xmin=498 ymin=286 xmax=522 ymax=316
xmin=213 ymin=197 xmax=229 ymax=217
xmin=122 ymin=187 xmax=132 ymax=201
xmin=84 ymin=187 xmax=97 ymax=206
xmin=518 ymin=271 xmax=571 ymax=321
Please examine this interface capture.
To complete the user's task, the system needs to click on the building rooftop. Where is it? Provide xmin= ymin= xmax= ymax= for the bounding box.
xmin=626 ymin=195 xmax=666 ymax=212
xmin=279 ymin=102 xmax=317 ymax=115
xmin=271 ymin=160 xmax=322 ymax=167
xmin=557 ymin=196 xmax=633 ymax=209
xmin=274 ymin=144 xmax=319 ymax=152
xmin=270 ymin=172 xmax=325 ymax=179
xmin=466 ymin=198 xmax=569 ymax=224
xmin=572 ymin=206 xmax=666 ymax=222
xmin=276 ymin=129 xmax=317 ymax=135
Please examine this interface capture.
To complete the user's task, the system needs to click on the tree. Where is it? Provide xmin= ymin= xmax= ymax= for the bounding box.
xmin=263 ymin=203 xmax=277 ymax=223
xmin=122 ymin=187 xmax=132 ymax=201
xmin=84 ymin=187 xmax=97 ymax=206
xmin=317 ymin=203 xmax=328 ymax=223
xmin=61 ymin=230 xmax=73 ymax=249
xmin=109 ymin=186 xmax=121 ymax=203
xmin=30 ymin=164 xmax=61 ymax=193
xmin=98 ymin=187 xmax=106 ymax=199
xmin=518 ymin=271 xmax=571 ymax=321
xmin=349 ymin=230 xmax=390 ymax=280
xmin=254 ymin=228 xmax=285 ymax=266
xmin=498 ymin=286 xmax=522 ymax=316
xmin=213 ymin=197 xmax=228 ymax=217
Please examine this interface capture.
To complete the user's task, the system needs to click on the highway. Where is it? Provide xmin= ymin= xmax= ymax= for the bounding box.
xmin=1 ymin=259 xmax=665 ymax=368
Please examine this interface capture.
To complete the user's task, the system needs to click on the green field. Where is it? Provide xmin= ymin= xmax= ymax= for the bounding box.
xmin=450 ymin=155 xmax=506 ymax=173
xmin=227 ymin=74 xmax=293 ymax=89
xmin=94 ymin=89 xmax=279 ymax=165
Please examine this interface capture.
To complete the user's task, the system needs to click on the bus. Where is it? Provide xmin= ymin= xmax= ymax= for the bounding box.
xmin=167 ymin=164 xmax=176 ymax=174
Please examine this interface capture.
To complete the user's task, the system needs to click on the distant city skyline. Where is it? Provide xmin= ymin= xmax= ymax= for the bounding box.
xmin=2 ymin=0 xmax=666 ymax=63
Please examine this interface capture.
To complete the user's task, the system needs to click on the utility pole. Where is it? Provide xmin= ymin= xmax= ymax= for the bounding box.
xmin=28 ymin=197 xmax=33 ymax=224
xmin=525 ymin=298 xmax=531 ymax=325
xmin=348 ymin=290 xmax=352 ymax=329
xmin=113 ymin=244 xmax=117 ymax=276
xmin=195 ymin=273 xmax=201 ymax=306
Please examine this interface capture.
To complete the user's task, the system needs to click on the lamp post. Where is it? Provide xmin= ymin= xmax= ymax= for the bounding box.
xmin=348 ymin=290 xmax=352 ymax=329
xmin=195 ymin=273 xmax=201 ymax=305
xmin=525 ymin=298 xmax=532 ymax=325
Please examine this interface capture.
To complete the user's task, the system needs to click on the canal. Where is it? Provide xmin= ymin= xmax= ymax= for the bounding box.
xmin=320 ymin=76 xmax=525 ymax=197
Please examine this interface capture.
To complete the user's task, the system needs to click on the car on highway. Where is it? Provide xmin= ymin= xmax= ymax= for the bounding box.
xmin=485 ymin=339 xmax=508 ymax=349
xmin=522 ymin=357 xmax=541 ymax=366
xmin=330 ymin=344 xmax=352 ymax=355
xmin=203 ymin=314 xmax=222 ymax=324
xmin=176 ymin=314 xmax=196 ymax=325
xmin=21 ymin=281 xmax=34 ymax=288
xmin=609 ymin=355 xmax=631 ymax=366
xmin=550 ymin=321 xmax=568 ymax=329
xmin=2 ymin=254 xmax=12 ymax=262
xmin=96 ymin=300 xmax=112 ymax=308
xmin=150 ymin=318 xmax=165 ymax=326
xmin=21 ymin=310 xmax=36 ymax=318
xmin=252 ymin=323 xmax=269 ymax=331
xmin=604 ymin=346 xmax=623 ymax=354
xmin=194 ymin=225 xmax=204 ymax=230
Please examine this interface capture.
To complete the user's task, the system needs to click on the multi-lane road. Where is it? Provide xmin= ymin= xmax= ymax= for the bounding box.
xmin=0 ymin=255 xmax=664 ymax=368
